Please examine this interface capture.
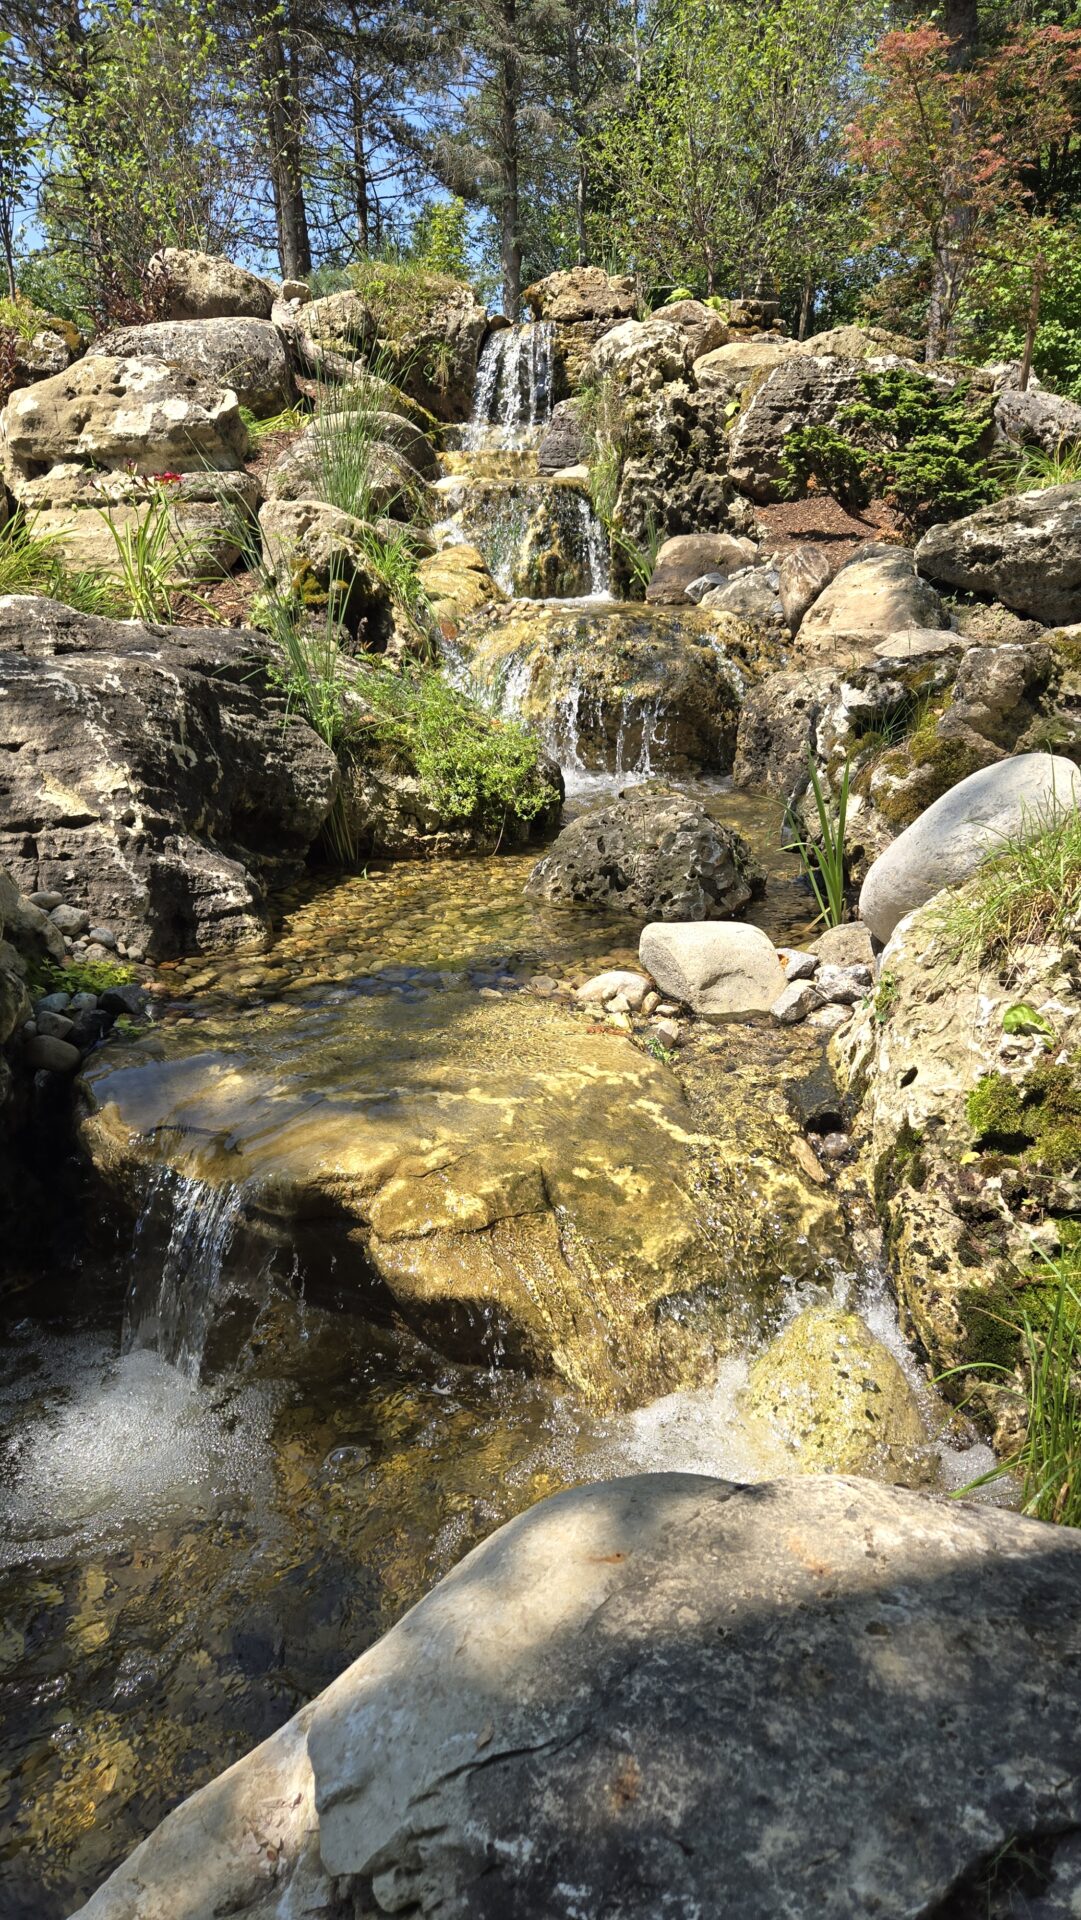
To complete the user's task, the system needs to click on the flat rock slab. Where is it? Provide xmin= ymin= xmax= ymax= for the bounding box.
xmin=74 ymin=1474 xmax=1081 ymax=1920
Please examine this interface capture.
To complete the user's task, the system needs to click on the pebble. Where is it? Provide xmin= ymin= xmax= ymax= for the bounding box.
xmin=653 ymin=1018 xmax=683 ymax=1048
xmin=817 ymin=1131 xmax=852 ymax=1162
xmin=87 ymin=927 xmax=117 ymax=949
xmin=29 ymin=891 xmax=63 ymax=910
xmin=642 ymin=991 xmax=660 ymax=1016
xmin=771 ymin=980 xmax=823 ymax=1026
xmin=777 ymin=947 xmax=819 ymax=982
xmin=655 ymin=1002 xmax=681 ymax=1018
xmin=81 ymin=943 xmax=115 ymax=963
xmin=477 ymin=987 xmax=502 ymax=999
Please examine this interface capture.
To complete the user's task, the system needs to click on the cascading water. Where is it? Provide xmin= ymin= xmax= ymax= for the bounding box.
xmin=125 ymin=1168 xmax=247 ymax=1379
xmin=463 ymin=322 xmax=555 ymax=449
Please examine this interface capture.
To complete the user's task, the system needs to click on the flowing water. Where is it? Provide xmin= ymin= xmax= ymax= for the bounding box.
xmin=0 ymin=349 xmax=1000 ymax=1916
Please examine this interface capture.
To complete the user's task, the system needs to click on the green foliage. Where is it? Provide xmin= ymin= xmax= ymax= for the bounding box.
xmin=872 ymin=971 xmax=898 ymax=1025
xmin=785 ymin=753 xmax=851 ymax=928
xmin=348 ymin=259 xmax=464 ymax=345
xmin=0 ymin=294 xmax=49 ymax=343
xmin=578 ymin=374 xmax=631 ymax=531
xmin=1002 ymin=1002 xmax=1055 ymax=1039
xmin=0 ymin=513 xmax=128 ymax=619
xmin=29 ymin=955 xmax=134 ymax=997
xmin=357 ymin=661 xmax=554 ymax=839
xmin=611 ymin=514 xmax=663 ymax=594
xmin=1015 ymin=438 xmax=1081 ymax=490
xmin=410 ymin=197 xmax=469 ymax=279
xmin=239 ymin=403 xmax=308 ymax=441
xmin=933 ymin=800 xmax=1081 ymax=965
xmin=781 ymin=370 xmax=998 ymax=525
xmin=961 ymin=223 xmax=1081 ymax=403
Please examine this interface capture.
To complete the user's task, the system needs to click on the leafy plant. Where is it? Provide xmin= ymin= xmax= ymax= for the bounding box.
xmin=780 ymin=426 xmax=870 ymax=508
xmin=873 ymin=971 xmax=898 ymax=1025
xmin=238 ymin=402 xmax=308 ymax=442
xmin=1002 ymin=1002 xmax=1055 ymax=1039
xmin=933 ymin=799 xmax=1081 ymax=965
xmin=95 ymin=485 xmax=218 ymax=624
xmin=29 ymin=954 xmax=134 ymax=997
xmin=611 ymin=512 xmax=663 ymax=593
xmin=785 ymin=754 xmax=851 ymax=928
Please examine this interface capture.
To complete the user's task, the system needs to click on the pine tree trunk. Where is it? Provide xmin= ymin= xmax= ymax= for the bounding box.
xmin=499 ymin=32 xmax=522 ymax=316
xmin=926 ymin=0 xmax=979 ymax=360
xmin=351 ymin=61 xmax=370 ymax=254
xmin=260 ymin=12 xmax=311 ymax=281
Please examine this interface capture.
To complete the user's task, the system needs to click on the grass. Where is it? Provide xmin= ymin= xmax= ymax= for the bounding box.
xmin=0 ymin=513 xmax=128 ymax=618
xmin=933 ymin=798 xmax=1081 ymax=965
xmin=578 ymin=374 xmax=630 ymax=530
xmin=1014 ymin=437 xmax=1081 ymax=490
xmin=0 ymin=294 xmax=51 ymax=343
xmin=239 ymin=402 xmax=309 ymax=442
xmin=309 ymin=363 xmax=433 ymax=636
xmin=347 ymin=258 xmax=464 ymax=343
xmin=945 ymin=1249 xmax=1081 ymax=1528
xmin=611 ymin=513 xmax=663 ymax=595
xmin=785 ymin=753 xmax=851 ymax=928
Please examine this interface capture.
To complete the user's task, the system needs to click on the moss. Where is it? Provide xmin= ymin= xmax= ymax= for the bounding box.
xmin=957 ymin=1273 xmax=1022 ymax=1376
xmin=966 ymin=1061 xmax=1081 ymax=1173
xmin=874 ymin=731 xmax=988 ymax=830
xmin=28 ymin=955 xmax=135 ymax=997
xmin=874 ymin=1117 xmax=927 ymax=1212
xmin=873 ymin=971 xmax=898 ymax=1026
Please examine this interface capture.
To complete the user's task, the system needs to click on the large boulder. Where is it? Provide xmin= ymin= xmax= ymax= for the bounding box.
xmin=639 ymin=920 xmax=786 ymax=1013
xmin=95 ymin=317 xmax=293 ymax=418
xmin=645 ymin=531 xmax=756 ymax=605
xmin=691 ymin=337 xmax=802 ymax=408
xmin=339 ymin=737 xmax=561 ymax=860
xmin=0 ymin=355 xmax=250 ymax=505
xmin=72 ymin=1474 xmax=1081 ymax=1920
xmin=150 ymin=248 xmax=274 ymax=321
xmin=657 ymin=298 xmax=728 ymax=362
xmin=994 ymin=385 xmax=1081 ymax=453
xmin=264 ymin=412 xmax=435 ymax=514
xmin=744 ymin=1305 xmax=926 ymax=1479
xmin=257 ymin=499 xmax=394 ymax=647
xmin=349 ymin=269 xmax=489 ymax=422
xmin=294 ymin=290 xmax=377 ymax=377
xmin=610 ymin=380 xmax=735 ymax=560
xmin=523 ymin=268 xmax=637 ymax=325
xmin=916 ymin=483 xmax=1081 ymax=624
xmin=457 ymin=602 xmax=762 ymax=777
xmin=537 ymin=398 xmax=584 ymax=473
xmin=726 ymin=354 xmax=864 ymax=500
xmin=526 ymin=787 xmax=764 ymax=920
xmin=796 ymin=544 xmax=945 ymax=663
xmin=858 ymin=750 xmax=1081 ymax=943
xmin=733 ymin=666 xmax=840 ymax=798
xmin=0 ymin=597 xmax=338 ymax=956
xmin=588 ymin=318 xmax=690 ymax=396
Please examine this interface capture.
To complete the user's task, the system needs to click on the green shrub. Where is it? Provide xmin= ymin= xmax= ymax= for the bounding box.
xmin=356 ymin=661 xmax=555 ymax=838
xmin=781 ymin=368 xmax=999 ymax=527
xmin=1014 ymin=438 xmax=1081 ymax=490
xmin=0 ymin=513 xmax=128 ymax=618
xmin=29 ymin=955 xmax=135 ymax=997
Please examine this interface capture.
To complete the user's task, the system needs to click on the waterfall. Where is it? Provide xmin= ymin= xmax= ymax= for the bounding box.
xmin=463 ymin=323 xmax=556 ymax=449
xmin=574 ymin=494 xmax=611 ymax=599
xmin=125 ymin=1169 xmax=246 ymax=1380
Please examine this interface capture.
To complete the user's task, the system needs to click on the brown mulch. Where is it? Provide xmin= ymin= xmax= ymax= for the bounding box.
xmin=754 ymin=493 xmax=904 ymax=562
xmin=172 ymin=569 xmax=262 ymax=629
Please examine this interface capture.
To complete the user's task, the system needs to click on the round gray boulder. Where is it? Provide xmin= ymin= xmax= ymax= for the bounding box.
xmin=639 ymin=919 xmax=785 ymax=1012
xmin=859 ymin=750 xmax=1081 ymax=943
xmin=527 ymin=787 xmax=764 ymax=920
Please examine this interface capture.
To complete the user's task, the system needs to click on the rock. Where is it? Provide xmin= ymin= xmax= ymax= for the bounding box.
xmin=294 ymin=289 xmax=375 ymax=371
xmin=801 ymin=323 xmax=920 ymax=361
xmin=727 ymin=354 xmax=864 ymax=502
xmin=72 ymin=1474 xmax=1081 ymax=1920
xmin=915 ymin=483 xmax=1081 ymax=625
xmin=256 ymin=500 xmax=394 ymax=647
xmin=587 ymin=318 xmax=690 ymax=395
xmin=263 ymin=414 xmax=433 ymax=513
xmin=812 ymin=922 xmax=876 ymax=968
xmin=770 ymin=979 xmax=822 ymax=1024
xmin=95 ymin=317 xmax=293 ymax=418
xmin=733 ymin=666 xmax=839 ymax=797
xmin=776 ymin=946 xmax=818 ymax=980
xmin=0 ymin=356 xmax=250 ymax=505
xmin=150 ymin=248 xmax=274 ymax=321
xmin=797 ymin=544 xmax=945 ymax=663
xmin=28 ymin=890 xmax=63 ymax=910
xmin=745 ymin=1306 xmax=927 ymax=1476
xmin=527 ymin=788 xmax=764 ymax=921
xmin=35 ymin=1009 xmax=74 ymax=1040
xmin=417 ymin=545 xmax=500 ymax=636
xmin=859 ymin=750 xmax=1081 ymax=943
xmin=30 ymin=471 xmax=261 ymax=579
xmin=350 ymin=273 xmax=488 ymax=422
xmin=100 ymin=984 xmax=149 ymax=1018
xmin=51 ymin=905 xmax=90 ymax=937
xmin=701 ymin=563 xmax=784 ymax=626
xmin=815 ymin=962 xmax=872 ymax=1005
xmin=646 ymin=532 xmax=756 ymax=605
xmin=652 ymin=1016 xmax=683 ymax=1047
xmin=537 ymin=399 xmax=584 ymax=473
xmin=778 ymin=544 xmax=841 ymax=631
xmin=994 ymin=385 xmax=1081 ymax=453
xmin=86 ymin=926 xmax=116 ymax=947
xmin=808 ymin=1003 xmax=851 ymax=1032
xmin=691 ymin=337 xmax=802 ymax=407
xmin=336 ymin=741 xmax=562 ymax=862
xmin=26 ymin=1033 xmax=81 ymax=1072
xmin=0 ymin=597 xmax=338 ymax=956
xmin=656 ymin=299 xmax=728 ymax=361
xmin=458 ymin=602 xmax=757 ymax=777
xmin=523 ymin=267 xmax=637 ymax=325
xmin=639 ymin=921 xmax=786 ymax=1013
xmin=11 ymin=327 xmax=75 ymax=391
xmin=35 ymin=989 xmax=71 ymax=1012
xmin=574 ymin=970 xmax=653 ymax=1010
xmin=872 ymin=628 xmax=964 ymax=660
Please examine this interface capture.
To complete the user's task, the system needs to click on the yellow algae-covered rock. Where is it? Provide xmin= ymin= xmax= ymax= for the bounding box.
xmin=745 ymin=1305 xmax=928 ymax=1479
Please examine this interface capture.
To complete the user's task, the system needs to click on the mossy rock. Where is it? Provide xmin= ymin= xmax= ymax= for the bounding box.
xmin=966 ymin=1060 xmax=1081 ymax=1175
xmin=744 ymin=1305 xmax=929 ymax=1481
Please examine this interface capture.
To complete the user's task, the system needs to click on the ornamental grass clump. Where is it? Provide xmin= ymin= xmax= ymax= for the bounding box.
xmin=785 ymin=754 xmax=851 ymax=928
xmin=933 ymin=800 xmax=1081 ymax=965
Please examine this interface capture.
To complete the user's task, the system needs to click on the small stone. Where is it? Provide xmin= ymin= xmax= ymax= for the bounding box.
xmin=816 ymin=963 xmax=873 ymax=1006
xmin=26 ymin=1034 xmax=81 ymax=1073
xmin=35 ymin=991 xmax=72 ymax=1014
xmin=608 ymin=993 xmax=631 ymax=1014
xmin=606 ymin=1009 xmax=633 ymax=1031
xmin=70 ymin=992 xmax=98 ymax=1014
xmin=811 ymin=922 xmax=876 ymax=970
xmin=100 ymin=983 xmax=150 ymax=1018
xmin=808 ymin=1004 xmax=851 ymax=1033
xmin=653 ymin=1018 xmax=683 ymax=1048
xmin=529 ymin=975 xmax=559 ymax=993
xmin=777 ymin=948 xmax=818 ymax=982
xmin=127 ymin=946 xmax=147 ymax=964
xmin=51 ymin=905 xmax=90 ymax=937
xmin=575 ymin=969 xmax=653 ymax=1011
xmin=82 ymin=943 xmax=112 ymax=962
xmin=36 ymin=1010 xmax=75 ymax=1040
xmin=477 ymin=987 xmax=502 ymax=999
xmin=817 ymin=1131 xmax=852 ymax=1161
xmin=770 ymin=981 xmax=822 ymax=1025
xmin=656 ymin=1002 xmax=681 ymax=1017
xmin=87 ymin=926 xmax=118 ymax=949
xmin=29 ymin=890 xmax=63 ymax=910
xmin=642 ymin=992 xmax=660 ymax=1015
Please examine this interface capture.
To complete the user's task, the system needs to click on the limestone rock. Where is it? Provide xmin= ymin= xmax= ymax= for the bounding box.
xmin=95 ymin=317 xmax=293 ymax=418
xmin=691 ymin=337 xmax=802 ymax=407
xmin=916 ymin=483 xmax=1081 ymax=625
xmin=727 ymin=355 xmax=864 ymax=501
xmin=264 ymin=413 xmax=433 ymax=514
xmin=733 ymin=666 xmax=839 ymax=798
xmin=994 ymin=385 xmax=1081 ymax=454
xmin=257 ymin=499 xmax=393 ymax=647
xmin=797 ymin=544 xmax=945 ymax=663
xmin=0 ymin=597 xmax=338 ymax=956
xmin=337 ymin=741 xmax=562 ymax=860
xmin=537 ymin=399 xmax=584 ymax=473
xmin=812 ymin=921 xmax=876 ymax=968
xmin=745 ymin=1306 xmax=927 ymax=1477
xmin=417 ymin=544 xmax=501 ymax=635
xmin=655 ymin=298 xmax=728 ymax=361
xmin=859 ymin=750 xmax=1081 ymax=942
xmin=610 ymin=380 xmax=733 ymax=563
xmin=0 ymin=355 xmax=250 ymax=504
xmin=523 ymin=267 xmax=637 ymax=325
xmin=588 ymin=318 xmax=690 ymax=395
xmin=73 ymin=1473 xmax=1081 ymax=1920
xmin=574 ymin=969 xmax=652 ymax=1009
xmin=639 ymin=920 xmax=786 ymax=1013
xmin=527 ymin=787 xmax=764 ymax=920
xmin=32 ymin=471 xmax=260 ymax=578
xmin=150 ymin=248 xmax=274 ymax=321
xmin=701 ymin=563 xmax=785 ymax=626
xmin=294 ymin=290 xmax=376 ymax=372
xmin=646 ymin=531 xmax=756 ymax=605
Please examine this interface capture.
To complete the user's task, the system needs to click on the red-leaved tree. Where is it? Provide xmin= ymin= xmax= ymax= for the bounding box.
xmin=848 ymin=22 xmax=1081 ymax=367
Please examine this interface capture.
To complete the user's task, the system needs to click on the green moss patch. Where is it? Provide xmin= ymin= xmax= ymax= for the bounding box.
xmin=966 ymin=1062 xmax=1081 ymax=1175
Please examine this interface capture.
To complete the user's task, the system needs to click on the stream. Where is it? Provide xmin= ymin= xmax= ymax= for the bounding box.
xmin=0 ymin=325 xmax=997 ymax=1919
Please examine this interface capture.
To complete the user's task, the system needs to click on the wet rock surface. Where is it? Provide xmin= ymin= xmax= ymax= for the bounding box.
xmin=527 ymin=786 xmax=764 ymax=920
xmin=0 ymin=597 xmax=337 ymax=955
xmin=74 ymin=1474 xmax=1081 ymax=1920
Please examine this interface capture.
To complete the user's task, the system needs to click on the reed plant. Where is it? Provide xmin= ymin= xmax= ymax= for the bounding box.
xmin=785 ymin=753 xmax=851 ymax=928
